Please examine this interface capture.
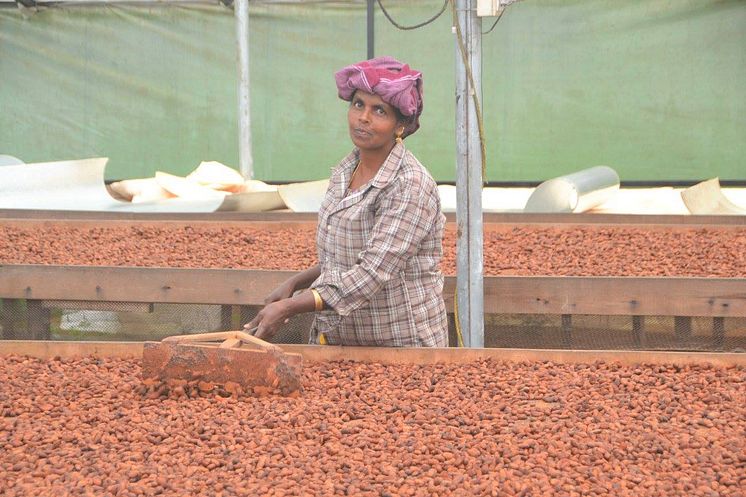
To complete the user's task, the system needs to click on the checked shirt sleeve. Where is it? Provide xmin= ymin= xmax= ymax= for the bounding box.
xmin=315 ymin=179 xmax=438 ymax=317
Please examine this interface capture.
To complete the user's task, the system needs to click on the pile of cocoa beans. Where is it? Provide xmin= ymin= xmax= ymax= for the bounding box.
xmin=1 ymin=355 xmax=743 ymax=496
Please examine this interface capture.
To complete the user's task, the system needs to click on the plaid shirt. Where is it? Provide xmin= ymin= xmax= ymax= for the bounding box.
xmin=311 ymin=142 xmax=448 ymax=347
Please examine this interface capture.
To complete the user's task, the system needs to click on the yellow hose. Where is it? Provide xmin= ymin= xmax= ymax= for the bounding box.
xmin=453 ymin=292 xmax=465 ymax=348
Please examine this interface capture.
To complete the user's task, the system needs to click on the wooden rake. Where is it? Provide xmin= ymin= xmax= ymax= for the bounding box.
xmin=142 ymin=331 xmax=302 ymax=396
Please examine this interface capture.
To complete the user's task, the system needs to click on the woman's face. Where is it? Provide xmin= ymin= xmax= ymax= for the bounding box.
xmin=348 ymin=90 xmax=402 ymax=152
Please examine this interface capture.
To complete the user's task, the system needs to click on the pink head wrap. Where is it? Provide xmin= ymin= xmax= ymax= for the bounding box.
xmin=335 ymin=56 xmax=424 ymax=138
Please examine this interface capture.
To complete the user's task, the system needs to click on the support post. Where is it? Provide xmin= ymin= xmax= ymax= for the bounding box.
xmin=1 ymin=299 xmax=19 ymax=339
xmin=27 ymin=300 xmax=51 ymax=340
xmin=367 ymin=0 xmax=375 ymax=59
xmin=561 ymin=314 xmax=572 ymax=349
xmin=221 ymin=305 xmax=234 ymax=330
xmin=239 ymin=305 xmax=257 ymax=329
xmin=674 ymin=316 xmax=692 ymax=346
xmin=235 ymin=0 xmax=253 ymax=179
xmin=455 ymin=0 xmax=484 ymax=347
xmin=713 ymin=317 xmax=725 ymax=350
xmin=632 ymin=315 xmax=645 ymax=348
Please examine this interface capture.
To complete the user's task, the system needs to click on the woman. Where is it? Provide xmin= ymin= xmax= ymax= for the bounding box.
xmin=245 ymin=56 xmax=447 ymax=347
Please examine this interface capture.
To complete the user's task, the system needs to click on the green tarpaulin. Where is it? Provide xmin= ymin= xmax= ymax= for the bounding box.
xmin=1 ymin=0 xmax=744 ymax=182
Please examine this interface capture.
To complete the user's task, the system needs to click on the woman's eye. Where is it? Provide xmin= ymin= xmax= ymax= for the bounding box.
xmin=353 ymin=100 xmax=363 ymax=108
xmin=375 ymin=108 xmax=386 ymax=115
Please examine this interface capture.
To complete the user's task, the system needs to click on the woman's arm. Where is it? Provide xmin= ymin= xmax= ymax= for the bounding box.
xmin=263 ymin=264 xmax=321 ymax=304
xmin=289 ymin=264 xmax=321 ymax=292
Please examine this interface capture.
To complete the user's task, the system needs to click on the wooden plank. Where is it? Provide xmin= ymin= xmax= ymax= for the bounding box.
xmin=0 ymin=340 xmax=142 ymax=359
xmin=2 ymin=265 xmax=746 ymax=318
xmin=444 ymin=276 xmax=746 ymax=317
xmin=0 ymin=218 xmax=317 ymax=232
xmin=1 ymin=208 xmax=744 ymax=226
xmin=41 ymin=300 xmax=153 ymax=312
xmin=1 ymin=340 xmax=745 ymax=367
xmin=0 ymin=209 xmax=318 ymax=223
xmin=0 ymin=265 xmax=295 ymax=305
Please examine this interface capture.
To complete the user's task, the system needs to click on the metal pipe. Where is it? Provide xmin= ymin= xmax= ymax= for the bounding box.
xmin=366 ymin=0 xmax=374 ymax=59
xmin=235 ymin=0 xmax=253 ymax=179
xmin=455 ymin=0 xmax=484 ymax=347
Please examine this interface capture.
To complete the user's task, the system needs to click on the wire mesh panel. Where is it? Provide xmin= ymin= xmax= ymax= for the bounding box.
xmin=482 ymin=313 xmax=746 ymax=352
xmin=0 ymin=299 xmax=315 ymax=344
xmin=2 ymin=298 xmax=745 ymax=352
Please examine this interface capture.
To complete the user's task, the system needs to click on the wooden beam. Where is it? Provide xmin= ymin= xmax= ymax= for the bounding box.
xmin=0 ymin=265 xmax=295 ymax=305
xmin=0 ymin=209 xmax=318 ymax=223
xmin=1 ymin=209 xmax=744 ymax=226
xmin=0 ymin=218 xmax=317 ymax=232
xmin=2 ymin=265 xmax=745 ymax=318
xmin=1 ymin=340 xmax=745 ymax=367
xmin=444 ymin=276 xmax=746 ymax=317
xmin=41 ymin=300 xmax=153 ymax=312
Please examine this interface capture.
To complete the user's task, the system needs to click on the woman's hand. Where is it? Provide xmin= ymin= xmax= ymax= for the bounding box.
xmin=243 ymin=290 xmax=318 ymax=341
xmin=243 ymin=300 xmax=292 ymax=340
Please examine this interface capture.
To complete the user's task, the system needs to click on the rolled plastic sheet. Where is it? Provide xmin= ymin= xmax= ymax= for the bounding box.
xmin=681 ymin=178 xmax=746 ymax=215
xmin=218 ymin=190 xmax=286 ymax=212
xmin=0 ymin=155 xmax=23 ymax=166
xmin=0 ymin=158 xmax=225 ymax=212
xmin=186 ymin=161 xmax=246 ymax=193
xmin=523 ymin=166 xmax=620 ymax=213
xmin=154 ymin=171 xmax=228 ymax=201
xmin=277 ymin=179 xmax=330 ymax=213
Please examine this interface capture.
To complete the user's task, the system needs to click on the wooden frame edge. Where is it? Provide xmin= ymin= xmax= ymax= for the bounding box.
xmin=1 ymin=341 xmax=744 ymax=367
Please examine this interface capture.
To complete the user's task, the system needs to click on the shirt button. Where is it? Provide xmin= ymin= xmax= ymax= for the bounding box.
xmin=327 ymin=225 xmax=331 ymax=231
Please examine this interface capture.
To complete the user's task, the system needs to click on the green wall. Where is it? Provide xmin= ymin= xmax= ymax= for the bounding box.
xmin=1 ymin=0 xmax=744 ymax=182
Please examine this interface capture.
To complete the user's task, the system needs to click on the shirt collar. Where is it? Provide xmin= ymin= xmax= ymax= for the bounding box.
xmin=371 ymin=142 xmax=406 ymax=189
xmin=337 ymin=142 xmax=406 ymax=193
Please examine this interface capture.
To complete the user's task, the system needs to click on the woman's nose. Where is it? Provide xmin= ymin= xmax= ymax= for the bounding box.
xmin=359 ymin=107 xmax=371 ymax=123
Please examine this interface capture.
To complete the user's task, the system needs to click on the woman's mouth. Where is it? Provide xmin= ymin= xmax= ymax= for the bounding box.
xmin=352 ymin=127 xmax=372 ymax=138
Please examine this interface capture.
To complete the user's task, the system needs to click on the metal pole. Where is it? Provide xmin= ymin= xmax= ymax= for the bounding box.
xmin=235 ymin=0 xmax=253 ymax=179
xmin=455 ymin=0 xmax=484 ymax=347
xmin=366 ymin=0 xmax=375 ymax=59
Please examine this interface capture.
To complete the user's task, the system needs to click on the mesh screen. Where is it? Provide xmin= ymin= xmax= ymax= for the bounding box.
xmin=481 ymin=314 xmax=745 ymax=352
xmin=0 ymin=301 xmax=312 ymax=344
xmin=1 ymin=299 xmax=744 ymax=352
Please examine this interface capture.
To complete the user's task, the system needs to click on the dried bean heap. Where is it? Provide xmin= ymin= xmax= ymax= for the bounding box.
xmin=1 ymin=224 xmax=745 ymax=277
xmin=1 ymin=355 xmax=744 ymax=496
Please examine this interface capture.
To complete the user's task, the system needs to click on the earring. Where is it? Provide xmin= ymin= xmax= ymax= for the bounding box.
xmin=395 ymin=129 xmax=404 ymax=144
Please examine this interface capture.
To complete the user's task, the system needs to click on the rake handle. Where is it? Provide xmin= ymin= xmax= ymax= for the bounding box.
xmin=162 ymin=331 xmax=281 ymax=353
